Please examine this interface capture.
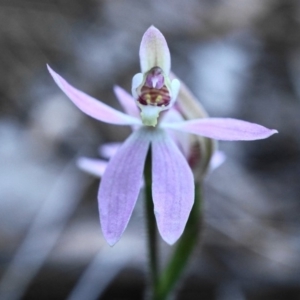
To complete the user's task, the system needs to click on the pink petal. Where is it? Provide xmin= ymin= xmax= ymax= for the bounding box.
xmin=161 ymin=107 xmax=184 ymax=123
xmin=47 ymin=65 xmax=141 ymax=126
xmin=209 ymin=150 xmax=226 ymax=172
xmin=98 ymin=142 xmax=121 ymax=159
xmin=161 ymin=109 xmax=190 ymax=158
xmin=77 ymin=157 xmax=107 ymax=177
xmin=98 ymin=128 xmax=151 ymax=246
xmin=113 ymin=85 xmax=140 ymax=118
xmin=139 ymin=26 xmax=171 ymax=74
xmin=162 ymin=118 xmax=278 ymax=141
xmin=151 ymin=130 xmax=194 ymax=244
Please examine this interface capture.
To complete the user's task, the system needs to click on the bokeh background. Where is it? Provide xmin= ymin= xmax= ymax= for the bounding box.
xmin=0 ymin=0 xmax=299 ymax=299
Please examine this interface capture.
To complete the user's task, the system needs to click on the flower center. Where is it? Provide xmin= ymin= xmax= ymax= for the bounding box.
xmin=138 ymin=67 xmax=171 ymax=107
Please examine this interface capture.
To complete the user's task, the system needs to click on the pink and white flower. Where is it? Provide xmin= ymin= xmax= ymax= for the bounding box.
xmin=48 ymin=26 xmax=277 ymax=246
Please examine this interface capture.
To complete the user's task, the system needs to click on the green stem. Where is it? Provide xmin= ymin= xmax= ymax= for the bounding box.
xmin=144 ymin=146 xmax=202 ymax=300
xmin=155 ymin=183 xmax=202 ymax=300
xmin=144 ymin=149 xmax=159 ymax=292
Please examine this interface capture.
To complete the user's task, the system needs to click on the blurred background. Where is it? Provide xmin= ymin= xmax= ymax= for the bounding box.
xmin=0 ymin=0 xmax=299 ymax=299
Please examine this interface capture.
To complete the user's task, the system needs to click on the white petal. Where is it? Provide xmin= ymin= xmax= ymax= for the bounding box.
xmin=170 ymin=78 xmax=180 ymax=101
xmin=131 ymin=73 xmax=143 ymax=99
xmin=139 ymin=26 xmax=171 ymax=74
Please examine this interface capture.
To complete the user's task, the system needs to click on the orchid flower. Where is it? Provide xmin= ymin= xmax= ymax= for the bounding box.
xmin=48 ymin=26 xmax=277 ymax=246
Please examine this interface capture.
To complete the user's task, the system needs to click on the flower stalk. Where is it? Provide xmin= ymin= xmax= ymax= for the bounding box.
xmin=144 ymin=152 xmax=202 ymax=300
xmin=144 ymin=148 xmax=159 ymax=291
xmin=154 ymin=183 xmax=202 ymax=300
